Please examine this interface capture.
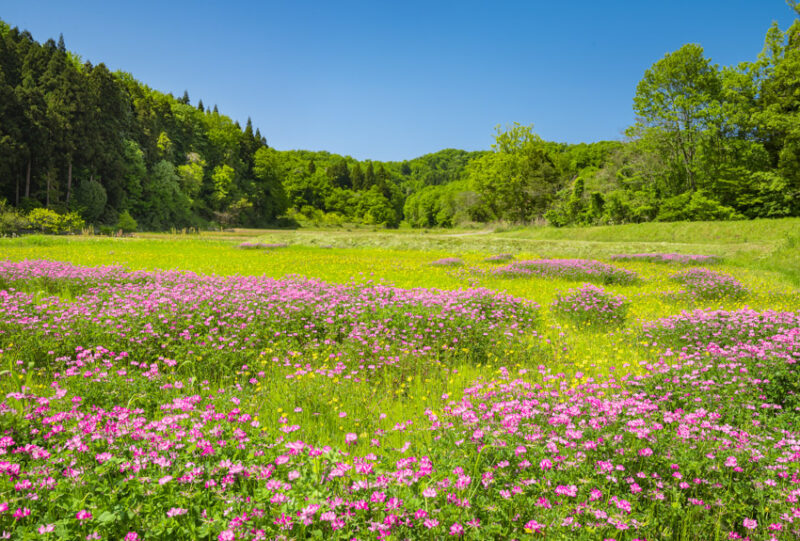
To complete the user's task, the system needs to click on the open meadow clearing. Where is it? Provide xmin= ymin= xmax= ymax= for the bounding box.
xmin=1 ymin=224 xmax=800 ymax=540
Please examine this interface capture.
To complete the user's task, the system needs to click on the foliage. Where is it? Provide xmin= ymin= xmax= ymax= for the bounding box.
xmin=2 ymin=5 xmax=800 ymax=231
xmin=656 ymin=190 xmax=743 ymax=222
xmin=403 ymin=180 xmax=489 ymax=227
xmin=25 ymin=207 xmax=84 ymax=233
xmin=468 ymin=124 xmax=561 ymax=222
xmin=73 ymin=178 xmax=107 ymax=223
xmin=115 ymin=210 xmax=137 ymax=233
xmin=0 ymin=200 xmax=28 ymax=235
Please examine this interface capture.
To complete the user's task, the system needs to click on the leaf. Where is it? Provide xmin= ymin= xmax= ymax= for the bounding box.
xmin=97 ymin=510 xmax=117 ymax=524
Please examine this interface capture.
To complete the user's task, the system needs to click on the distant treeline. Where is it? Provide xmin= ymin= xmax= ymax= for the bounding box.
xmin=1 ymin=3 xmax=799 ymax=231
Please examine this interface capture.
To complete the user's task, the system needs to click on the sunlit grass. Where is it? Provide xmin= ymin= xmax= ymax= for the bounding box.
xmin=0 ymin=226 xmax=798 ymax=539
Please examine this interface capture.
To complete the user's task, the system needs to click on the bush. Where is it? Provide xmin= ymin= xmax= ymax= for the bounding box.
xmin=610 ymin=253 xmax=719 ymax=265
xmin=27 ymin=208 xmax=62 ymax=233
xmin=0 ymin=201 xmax=29 ymax=235
xmin=656 ymin=191 xmax=742 ymax=222
xmin=484 ymin=254 xmax=514 ymax=263
xmin=59 ymin=211 xmax=85 ymax=233
xmin=116 ymin=210 xmax=138 ymax=233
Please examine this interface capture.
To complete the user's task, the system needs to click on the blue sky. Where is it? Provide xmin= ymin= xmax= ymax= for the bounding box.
xmin=3 ymin=1 xmax=797 ymax=161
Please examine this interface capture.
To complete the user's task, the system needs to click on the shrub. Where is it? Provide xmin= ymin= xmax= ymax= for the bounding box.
xmin=27 ymin=208 xmax=62 ymax=233
xmin=0 ymin=201 xmax=29 ymax=235
xmin=237 ymin=242 xmax=287 ymax=250
xmin=656 ymin=191 xmax=742 ymax=222
xmin=58 ymin=211 xmax=85 ymax=233
xmin=116 ymin=210 xmax=138 ymax=233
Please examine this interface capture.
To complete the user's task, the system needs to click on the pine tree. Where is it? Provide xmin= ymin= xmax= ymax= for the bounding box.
xmin=364 ymin=162 xmax=376 ymax=189
xmin=351 ymin=162 xmax=364 ymax=190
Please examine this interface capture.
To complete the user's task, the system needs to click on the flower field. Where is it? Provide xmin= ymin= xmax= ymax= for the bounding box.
xmin=0 ymin=234 xmax=799 ymax=540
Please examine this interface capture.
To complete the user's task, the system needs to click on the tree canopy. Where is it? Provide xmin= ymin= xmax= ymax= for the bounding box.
xmin=1 ymin=3 xmax=800 ymax=230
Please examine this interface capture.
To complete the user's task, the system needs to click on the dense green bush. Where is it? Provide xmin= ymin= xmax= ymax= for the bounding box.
xmin=657 ymin=191 xmax=743 ymax=222
xmin=0 ymin=201 xmax=28 ymax=235
xmin=27 ymin=208 xmax=85 ymax=234
xmin=116 ymin=210 xmax=138 ymax=233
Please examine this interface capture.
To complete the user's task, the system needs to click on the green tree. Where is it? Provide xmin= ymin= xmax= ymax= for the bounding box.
xmin=73 ymin=178 xmax=107 ymax=222
xmin=326 ymin=158 xmax=351 ymax=189
xmin=468 ymin=124 xmax=559 ymax=221
xmin=252 ymin=147 xmax=288 ymax=223
xmin=350 ymin=162 xmax=364 ymax=190
xmin=176 ymin=152 xmax=205 ymax=197
xmin=211 ymin=164 xmax=235 ymax=207
xmin=116 ymin=209 xmax=137 ymax=232
xmin=631 ymin=44 xmax=722 ymax=192
xmin=364 ymin=162 xmax=376 ymax=189
xmin=141 ymin=160 xmax=191 ymax=230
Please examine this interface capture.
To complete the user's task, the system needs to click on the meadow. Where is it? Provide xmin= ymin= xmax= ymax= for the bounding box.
xmin=0 ymin=221 xmax=799 ymax=540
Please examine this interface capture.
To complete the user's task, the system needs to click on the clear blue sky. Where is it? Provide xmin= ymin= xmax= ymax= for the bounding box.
xmin=3 ymin=1 xmax=797 ymax=161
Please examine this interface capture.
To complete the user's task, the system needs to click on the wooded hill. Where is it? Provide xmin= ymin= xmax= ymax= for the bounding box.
xmin=1 ymin=3 xmax=799 ymax=231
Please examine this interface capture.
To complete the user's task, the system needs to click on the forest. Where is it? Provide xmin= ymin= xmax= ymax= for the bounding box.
xmin=0 ymin=2 xmax=799 ymax=231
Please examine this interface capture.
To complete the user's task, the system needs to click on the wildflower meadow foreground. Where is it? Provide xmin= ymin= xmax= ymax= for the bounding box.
xmin=0 ymin=243 xmax=799 ymax=540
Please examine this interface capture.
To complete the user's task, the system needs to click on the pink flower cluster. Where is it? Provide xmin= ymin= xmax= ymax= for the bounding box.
xmin=493 ymin=259 xmax=639 ymax=285
xmin=550 ymin=283 xmax=630 ymax=326
xmin=670 ymin=268 xmax=748 ymax=300
xmin=0 ymin=260 xmax=797 ymax=540
xmin=611 ymin=253 xmax=719 ymax=265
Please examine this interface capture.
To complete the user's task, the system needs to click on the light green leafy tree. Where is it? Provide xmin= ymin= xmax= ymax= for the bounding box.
xmin=211 ymin=164 xmax=235 ymax=207
xmin=468 ymin=123 xmax=559 ymax=222
xmin=177 ymin=152 xmax=206 ymax=197
xmin=631 ymin=44 xmax=722 ymax=193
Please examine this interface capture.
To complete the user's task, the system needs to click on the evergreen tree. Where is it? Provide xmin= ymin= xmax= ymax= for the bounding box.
xmin=350 ymin=162 xmax=364 ymax=190
xmin=364 ymin=162 xmax=376 ymax=189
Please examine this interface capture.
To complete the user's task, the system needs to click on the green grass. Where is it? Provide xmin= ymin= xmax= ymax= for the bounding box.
xmin=1 ymin=220 xmax=797 ymax=377
xmin=1 ymin=221 xmax=799 ymax=539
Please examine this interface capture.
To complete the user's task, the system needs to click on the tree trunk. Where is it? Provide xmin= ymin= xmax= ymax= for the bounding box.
xmin=25 ymin=159 xmax=31 ymax=199
xmin=66 ymin=159 xmax=73 ymax=205
xmin=46 ymin=172 xmax=51 ymax=208
xmin=15 ymin=175 xmax=19 ymax=206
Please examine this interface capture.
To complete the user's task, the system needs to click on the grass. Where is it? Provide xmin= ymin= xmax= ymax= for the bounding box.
xmin=0 ymin=220 xmax=799 ymax=539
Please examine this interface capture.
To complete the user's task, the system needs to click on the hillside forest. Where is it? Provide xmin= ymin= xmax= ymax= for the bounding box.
xmin=1 ymin=3 xmax=799 ymax=231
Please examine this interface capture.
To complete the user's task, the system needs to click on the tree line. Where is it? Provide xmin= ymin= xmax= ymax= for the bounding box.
xmin=1 ymin=3 xmax=799 ymax=231
xmin=411 ymin=2 xmax=800 ymax=227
